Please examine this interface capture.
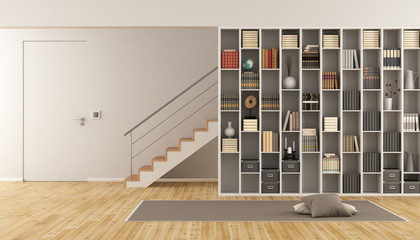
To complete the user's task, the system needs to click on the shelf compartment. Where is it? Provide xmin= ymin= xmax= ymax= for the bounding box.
xmin=221 ymin=29 xmax=239 ymax=50
xmin=383 ymin=111 xmax=402 ymax=132
xmin=383 ymin=153 xmax=402 ymax=170
xmin=383 ymin=71 xmax=402 ymax=110
xmin=323 ymin=91 xmax=340 ymax=118
xmin=363 ymin=174 xmax=381 ymax=193
xmin=322 ymin=49 xmax=339 ymax=73
xmin=262 ymin=112 xmax=280 ymax=132
xmin=323 ymin=174 xmax=340 ymax=193
xmin=241 ymin=174 xmax=259 ymax=193
xmin=342 ymin=70 xmax=360 ymax=91
xmin=262 ymin=70 xmax=280 ymax=95
xmin=282 ymin=174 xmax=300 ymax=193
xmin=383 ymin=29 xmax=402 ymax=49
xmin=221 ymin=70 xmax=239 ymax=94
xmin=281 ymin=50 xmax=300 ymax=89
xmin=241 ymin=133 xmax=259 ymax=160
xmin=363 ymin=132 xmax=381 ymax=152
xmin=322 ymin=133 xmax=339 ymax=153
xmin=403 ymin=133 xmax=420 ymax=172
xmin=302 ymin=70 xmax=320 ymax=93
xmin=302 ymin=153 xmax=320 ymax=193
xmin=262 ymin=153 xmax=280 ymax=169
xmin=343 ymin=153 xmax=361 ymax=173
xmin=221 ymin=112 xmax=239 ymax=139
xmin=221 ymin=154 xmax=240 ymax=193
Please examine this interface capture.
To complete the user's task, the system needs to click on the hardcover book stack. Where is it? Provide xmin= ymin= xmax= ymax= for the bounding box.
xmin=342 ymin=49 xmax=359 ymax=69
xmin=222 ymin=138 xmax=238 ymax=152
xmin=403 ymin=113 xmax=420 ymax=131
xmin=243 ymin=119 xmax=258 ymax=132
xmin=322 ymin=31 xmax=339 ymax=48
xmin=363 ymin=67 xmax=380 ymax=89
xmin=363 ymin=152 xmax=381 ymax=172
xmin=302 ymin=93 xmax=319 ymax=110
xmin=383 ymin=132 xmax=401 ymax=152
xmin=221 ymin=50 xmax=239 ymax=68
xmin=363 ymin=112 xmax=380 ymax=131
xmin=343 ymin=91 xmax=360 ymax=110
xmin=282 ymin=31 xmax=299 ymax=48
xmin=302 ymin=45 xmax=320 ymax=69
xmin=322 ymin=72 xmax=338 ymax=89
xmin=221 ymin=94 xmax=239 ymax=110
xmin=343 ymin=173 xmax=360 ymax=193
xmin=262 ymin=131 xmax=279 ymax=152
xmin=383 ymin=48 xmax=401 ymax=69
xmin=343 ymin=135 xmax=360 ymax=152
xmin=262 ymin=48 xmax=278 ymax=68
xmin=324 ymin=117 xmax=338 ymax=131
xmin=261 ymin=94 xmax=279 ymax=110
xmin=322 ymin=153 xmax=340 ymax=172
xmin=282 ymin=110 xmax=300 ymax=131
xmin=404 ymin=30 xmax=419 ymax=48
xmin=302 ymin=128 xmax=318 ymax=152
xmin=242 ymin=30 xmax=258 ymax=48
xmin=363 ymin=30 xmax=380 ymax=48
xmin=241 ymin=72 xmax=259 ymax=89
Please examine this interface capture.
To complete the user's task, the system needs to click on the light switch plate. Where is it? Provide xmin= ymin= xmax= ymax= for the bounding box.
xmin=91 ymin=111 xmax=101 ymax=120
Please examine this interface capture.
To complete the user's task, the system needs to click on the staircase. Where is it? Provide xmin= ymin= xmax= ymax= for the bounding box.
xmin=125 ymin=119 xmax=217 ymax=187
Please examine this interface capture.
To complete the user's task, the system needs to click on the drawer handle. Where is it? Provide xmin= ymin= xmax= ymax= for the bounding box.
xmin=409 ymin=186 xmax=416 ymax=190
xmin=247 ymin=165 xmax=253 ymax=169
xmin=389 ymin=174 xmax=396 ymax=178
xmin=267 ymin=186 xmax=274 ymax=190
xmin=267 ymin=174 xmax=274 ymax=177
xmin=389 ymin=186 xmax=396 ymax=190
xmin=288 ymin=164 xmax=294 ymax=168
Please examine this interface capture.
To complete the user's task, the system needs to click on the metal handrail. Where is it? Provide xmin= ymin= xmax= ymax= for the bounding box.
xmin=124 ymin=66 xmax=218 ymax=136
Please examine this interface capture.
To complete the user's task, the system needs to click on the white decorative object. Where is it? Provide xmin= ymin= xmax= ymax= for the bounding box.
xmin=384 ymin=98 xmax=392 ymax=110
xmin=405 ymin=152 xmax=414 ymax=172
xmin=224 ymin=121 xmax=235 ymax=138
xmin=405 ymin=69 xmax=418 ymax=89
xmin=283 ymin=56 xmax=297 ymax=89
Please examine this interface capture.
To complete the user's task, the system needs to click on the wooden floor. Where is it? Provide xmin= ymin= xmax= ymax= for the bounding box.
xmin=0 ymin=182 xmax=420 ymax=240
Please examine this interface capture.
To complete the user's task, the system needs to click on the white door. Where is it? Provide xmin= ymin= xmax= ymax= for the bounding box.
xmin=24 ymin=41 xmax=88 ymax=181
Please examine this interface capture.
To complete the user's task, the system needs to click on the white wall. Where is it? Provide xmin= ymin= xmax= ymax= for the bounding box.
xmin=0 ymin=28 xmax=217 ymax=180
xmin=1 ymin=0 xmax=420 ymax=27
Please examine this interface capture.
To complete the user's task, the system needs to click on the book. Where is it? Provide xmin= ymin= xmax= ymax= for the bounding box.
xmin=282 ymin=110 xmax=291 ymax=131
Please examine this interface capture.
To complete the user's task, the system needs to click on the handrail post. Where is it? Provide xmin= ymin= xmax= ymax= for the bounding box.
xmin=130 ymin=132 xmax=133 ymax=180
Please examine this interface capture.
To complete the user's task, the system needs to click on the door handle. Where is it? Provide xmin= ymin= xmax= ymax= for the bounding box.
xmin=73 ymin=117 xmax=86 ymax=126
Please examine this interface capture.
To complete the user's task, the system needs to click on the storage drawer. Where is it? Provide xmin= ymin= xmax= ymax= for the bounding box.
xmin=262 ymin=182 xmax=279 ymax=193
xmin=262 ymin=169 xmax=279 ymax=182
xmin=383 ymin=169 xmax=401 ymax=182
xmin=241 ymin=160 xmax=259 ymax=172
xmin=383 ymin=182 xmax=401 ymax=193
xmin=282 ymin=161 xmax=300 ymax=172
xmin=404 ymin=182 xmax=420 ymax=194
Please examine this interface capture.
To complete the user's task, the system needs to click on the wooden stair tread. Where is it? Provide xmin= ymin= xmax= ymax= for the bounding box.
xmin=166 ymin=147 xmax=180 ymax=151
xmin=125 ymin=174 xmax=139 ymax=182
xmin=179 ymin=138 xmax=193 ymax=142
xmin=193 ymin=128 xmax=207 ymax=132
xmin=139 ymin=165 xmax=153 ymax=171
xmin=152 ymin=156 xmax=166 ymax=162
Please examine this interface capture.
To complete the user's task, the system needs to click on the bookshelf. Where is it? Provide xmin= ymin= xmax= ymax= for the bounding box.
xmin=219 ymin=28 xmax=420 ymax=196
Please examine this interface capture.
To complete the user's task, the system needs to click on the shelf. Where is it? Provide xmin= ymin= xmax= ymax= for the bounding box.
xmin=282 ymin=130 xmax=300 ymax=133
xmin=363 ymin=131 xmax=382 ymax=133
xmin=241 ymin=131 xmax=259 ymax=133
xmin=322 ymin=48 xmax=340 ymax=50
xmin=302 ymin=110 xmax=320 ymax=112
xmin=322 ymin=89 xmax=340 ymax=92
xmin=302 ymin=68 xmax=320 ymax=71
xmin=383 ymin=151 xmax=402 ymax=154
xmin=383 ymin=68 xmax=402 ymax=71
xmin=262 ymin=68 xmax=279 ymax=71
xmin=404 ymin=172 xmax=420 ymax=174
xmin=383 ymin=110 xmax=402 ymax=112
xmin=343 ymin=152 xmax=361 ymax=154
xmin=281 ymin=172 xmax=301 ymax=175
xmin=221 ymin=68 xmax=240 ymax=71
xmin=363 ymin=89 xmax=381 ymax=92
xmin=282 ymin=89 xmax=300 ymax=92
xmin=322 ymin=130 xmax=340 ymax=133
xmin=404 ymin=48 xmax=420 ymax=50
xmin=221 ymin=110 xmax=240 ymax=112
xmin=282 ymin=47 xmax=300 ymax=50
xmin=241 ymin=89 xmax=260 ymax=92
xmin=241 ymin=47 xmax=259 ymax=50
xmin=363 ymin=172 xmax=381 ymax=175
xmin=302 ymin=152 xmax=320 ymax=154
xmin=404 ymin=89 xmax=420 ymax=92
xmin=343 ymin=68 xmax=361 ymax=71
xmin=322 ymin=172 xmax=341 ymax=174
xmin=363 ymin=47 xmax=381 ymax=50
xmin=261 ymin=110 xmax=280 ymax=112
xmin=241 ymin=172 xmax=260 ymax=175
xmin=262 ymin=152 xmax=280 ymax=154
xmin=221 ymin=152 xmax=239 ymax=154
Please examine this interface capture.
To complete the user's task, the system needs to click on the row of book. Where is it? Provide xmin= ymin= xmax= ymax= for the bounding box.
xmin=261 ymin=94 xmax=279 ymax=110
xmin=241 ymin=72 xmax=260 ymax=89
xmin=221 ymin=50 xmax=239 ymax=69
xmin=322 ymin=153 xmax=340 ymax=172
xmin=343 ymin=91 xmax=360 ymax=110
xmin=342 ymin=49 xmax=360 ymax=69
xmin=363 ymin=152 xmax=381 ymax=172
xmin=403 ymin=113 xmax=420 ymax=131
xmin=262 ymin=131 xmax=279 ymax=152
xmin=322 ymin=72 xmax=339 ymax=89
xmin=262 ymin=48 xmax=278 ymax=69
xmin=324 ymin=117 xmax=338 ymax=132
xmin=383 ymin=132 xmax=401 ymax=152
xmin=383 ymin=48 xmax=401 ymax=69
xmin=363 ymin=67 xmax=380 ymax=89
xmin=302 ymin=45 xmax=320 ymax=69
xmin=302 ymin=93 xmax=319 ymax=110
xmin=404 ymin=30 xmax=419 ymax=48
xmin=243 ymin=119 xmax=258 ymax=132
xmin=302 ymin=128 xmax=318 ymax=152
xmin=343 ymin=173 xmax=360 ymax=193
xmin=282 ymin=32 xmax=299 ymax=48
xmin=222 ymin=138 xmax=238 ymax=152
xmin=363 ymin=30 xmax=380 ymax=48
xmin=363 ymin=112 xmax=381 ymax=131
xmin=220 ymin=94 xmax=239 ymax=110
xmin=323 ymin=31 xmax=339 ymax=48
xmin=343 ymin=135 xmax=360 ymax=152
xmin=242 ymin=30 xmax=258 ymax=48
xmin=282 ymin=111 xmax=300 ymax=131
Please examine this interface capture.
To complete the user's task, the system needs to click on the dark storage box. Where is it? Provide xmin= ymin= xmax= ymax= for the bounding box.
xmin=262 ymin=169 xmax=279 ymax=182
xmin=282 ymin=161 xmax=300 ymax=172
xmin=404 ymin=181 xmax=420 ymax=194
xmin=241 ymin=160 xmax=259 ymax=172
xmin=383 ymin=169 xmax=401 ymax=182
xmin=383 ymin=182 xmax=401 ymax=193
xmin=262 ymin=182 xmax=279 ymax=193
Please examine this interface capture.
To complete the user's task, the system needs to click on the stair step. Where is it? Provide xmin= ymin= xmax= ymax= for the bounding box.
xmin=179 ymin=138 xmax=193 ymax=142
xmin=166 ymin=147 xmax=180 ymax=152
xmin=152 ymin=156 xmax=166 ymax=162
xmin=139 ymin=165 xmax=153 ymax=172
xmin=193 ymin=128 xmax=207 ymax=132
xmin=125 ymin=174 xmax=139 ymax=182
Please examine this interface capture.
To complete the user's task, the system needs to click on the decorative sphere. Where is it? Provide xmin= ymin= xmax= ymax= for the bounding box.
xmin=242 ymin=59 xmax=254 ymax=71
xmin=283 ymin=76 xmax=297 ymax=89
xmin=224 ymin=122 xmax=235 ymax=138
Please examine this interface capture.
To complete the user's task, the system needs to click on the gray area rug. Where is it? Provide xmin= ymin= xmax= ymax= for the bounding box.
xmin=126 ymin=200 xmax=406 ymax=222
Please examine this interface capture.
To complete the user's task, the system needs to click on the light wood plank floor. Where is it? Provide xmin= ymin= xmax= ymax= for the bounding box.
xmin=0 ymin=182 xmax=419 ymax=240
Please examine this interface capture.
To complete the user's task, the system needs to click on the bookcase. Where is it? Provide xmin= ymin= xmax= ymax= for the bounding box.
xmin=219 ymin=28 xmax=420 ymax=196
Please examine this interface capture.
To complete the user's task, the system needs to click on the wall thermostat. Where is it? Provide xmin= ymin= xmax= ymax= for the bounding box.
xmin=91 ymin=111 xmax=101 ymax=120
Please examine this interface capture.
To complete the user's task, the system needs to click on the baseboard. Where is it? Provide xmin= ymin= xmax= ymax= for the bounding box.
xmin=156 ymin=178 xmax=218 ymax=182
xmin=0 ymin=178 xmax=23 ymax=182
xmin=87 ymin=178 xmax=125 ymax=182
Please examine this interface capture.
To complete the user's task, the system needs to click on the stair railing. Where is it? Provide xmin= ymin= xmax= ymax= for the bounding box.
xmin=124 ymin=66 xmax=218 ymax=180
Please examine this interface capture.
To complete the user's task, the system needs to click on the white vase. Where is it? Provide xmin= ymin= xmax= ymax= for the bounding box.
xmin=405 ymin=69 xmax=418 ymax=89
xmin=384 ymin=98 xmax=392 ymax=110
xmin=283 ymin=76 xmax=297 ymax=89
xmin=405 ymin=152 xmax=414 ymax=172
xmin=224 ymin=121 xmax=235 ymax=138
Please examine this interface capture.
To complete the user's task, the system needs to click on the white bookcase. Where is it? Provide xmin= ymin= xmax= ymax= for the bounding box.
xmin=218 ymin=27 xmax=420 ymax=196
